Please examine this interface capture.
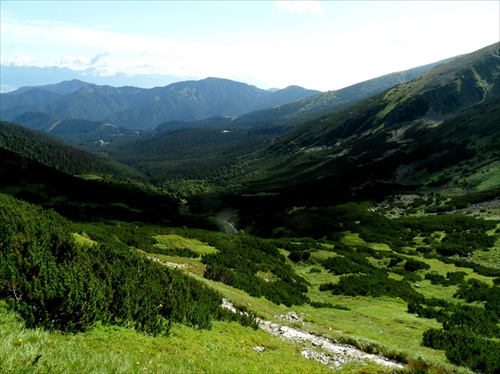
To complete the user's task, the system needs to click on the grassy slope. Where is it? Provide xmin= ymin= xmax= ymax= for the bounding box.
xmin=198 ymin=218 xmax=492 ymax=354
xmin=0 ymin=301 xmax=333 ymax=374
xmin=2 ymin=202 xmax=499 ymax=373
xmin=82 ymin=222 xmax=500 ymax=373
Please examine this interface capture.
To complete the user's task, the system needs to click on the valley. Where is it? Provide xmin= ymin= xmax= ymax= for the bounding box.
xmin=1 ymin=42 xmax=499 ymax=373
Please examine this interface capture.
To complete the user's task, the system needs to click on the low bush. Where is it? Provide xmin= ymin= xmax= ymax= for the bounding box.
xmin=411 ymin=275 xmax=500 ymax=373
xmin=0 ymin=194 xmax=255 ymax=336
xmin=322 ymin=255 xmax=373 ymax=275
xmin=201 ymin=235 xmax=309 ymax=306
xmin=454 ymin=279 xmax=500 ymax=317
xmin=404 ymin=259 xmax=430 ymax=272
xmin=320 ymin=270 xmax=419 ymax=302
xmin=425 ymin=271 xmax=467 ymax=286
xmin=422 ymin=328 xmax=500 ymax=373
xmin=310 ymin=301 xmax=350 ymax=310
xmin=288 ymin=249 xmax=311 ymax=263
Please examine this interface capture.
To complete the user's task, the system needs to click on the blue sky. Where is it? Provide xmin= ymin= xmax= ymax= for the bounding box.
xmin=1 ymin=1 xmax=499 ymax=91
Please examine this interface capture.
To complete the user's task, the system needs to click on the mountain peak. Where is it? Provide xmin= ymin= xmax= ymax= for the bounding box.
xmin=8 ymin=79 xmax=94 ymax=96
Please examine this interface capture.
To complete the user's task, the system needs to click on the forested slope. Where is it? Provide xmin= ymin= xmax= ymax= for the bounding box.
xmin=0 ymin=121 xmax=144 ymax=180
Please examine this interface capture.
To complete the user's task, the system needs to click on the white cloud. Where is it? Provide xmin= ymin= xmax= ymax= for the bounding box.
xmin=1 ymin=53 xmax=48 ymax=66
xmin=58 ymin=55 xmax=92 ymax=67
xmin=273 ymin=1 xmax=324 ymax=15
xmin=1 ymin=14 xmax=209 ymax=76
xmin=90 ymin=50 xmax=111 ymax=65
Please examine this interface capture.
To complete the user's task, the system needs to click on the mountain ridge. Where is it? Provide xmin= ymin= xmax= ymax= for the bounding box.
xmin=1 ymin=54 xmax=463 ymax=139
xmin=7 ymin=79 xmax=94 ymax=96
xmin=1 ymin=77 xmax=321 ymax=130
xmin=0 ymin=65 xmax=198 ymax=93
xmin=99 ymin=48 xmax=491 ymax=190
xmin=229 ymin=55 xmax=461 ymax=127
xmin=227 ymin=42 xmax=499 ymax=219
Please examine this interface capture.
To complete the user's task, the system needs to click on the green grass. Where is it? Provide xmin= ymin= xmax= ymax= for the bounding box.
xmin=293 ymin=259 xmax=436 ymax=359
xmin=473 ymin=248 xmax=500 ymax=270
xmin=72 ymin=232 xmax=98 ymax=247
xmin=288 ymin=239 xmax=499 ymax=373
xmin=309 ymin=249 xmax=336 ymax=262
xmin=341 ymin=232 xmax=367 ymax=246
xmin=0 ymin=300 xmax=333 ymax=374
xmin=153 ymin=234 xmax=218 ymax=256
xmin=138 ymin=251 xmax=208 ymax=277
xmin=162 ymin=228 xmax=495 ymax=370
xmin=468 ymin=161 xmax=500 ymax=191
xmin=76 ymin=174 xmax=104 ymax=181
xmin=418 ymin=256 xmax=496 ymax=286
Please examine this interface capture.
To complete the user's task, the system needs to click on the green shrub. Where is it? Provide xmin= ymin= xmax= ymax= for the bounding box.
xmin=442 ymin=305 xmax=500 ymax=338
xmin=422 ymin=329 xmax=500 ymax=373
xmin=201 ymin=235 xmax=309 ymax=306
xmin=320 ymin=271 xmax=419 ymax=302
xmin=310 ymin=301 xmax=350 ymax=310
xmin=454 ymin=279 xmax=500 ymax=317
xmin=446 ymin=271 xmax=467 ymax=285
xmin=288 ymin=249 xmax=311 ymax=263
xmin=425 ymin=272 xmax=447 ymax=285
xmin=404 ymin=259 xmax=430 ymax=272
xmin=0 ymin=194 xmax=255 ymax=335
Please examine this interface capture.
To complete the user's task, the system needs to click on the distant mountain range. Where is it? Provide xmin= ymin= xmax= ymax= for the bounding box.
xmin=87 ymin=43 xmax=498 ymax=206
xmin=0 ymin=65 xmax=199 ymax=93
xmin=0 ymin=77 xmax=321 ymax=130
xmin=162 ymin=55 xmax=460 ymax=133
xmin=1 ymin=54 xmax=459 ymax=140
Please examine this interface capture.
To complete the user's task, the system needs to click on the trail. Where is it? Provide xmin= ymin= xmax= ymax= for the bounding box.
xmin=223 ymin=300 xmax=404 ymax=371
xmin=259 ymin=318 xmax=403 ymax=370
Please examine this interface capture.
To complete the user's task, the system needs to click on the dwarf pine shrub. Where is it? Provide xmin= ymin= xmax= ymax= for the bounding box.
xmin=0 ymin=194 xmax=254 ymax=335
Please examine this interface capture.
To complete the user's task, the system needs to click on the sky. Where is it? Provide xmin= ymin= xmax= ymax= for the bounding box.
xmin=1 ymin=1 xmax=499 ymax=91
